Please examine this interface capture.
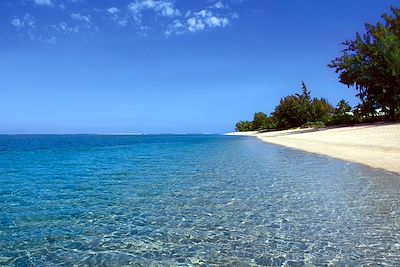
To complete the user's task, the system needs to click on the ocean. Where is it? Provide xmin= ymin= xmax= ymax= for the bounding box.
xmin=1 ymin=134 xmax=400 ymax=266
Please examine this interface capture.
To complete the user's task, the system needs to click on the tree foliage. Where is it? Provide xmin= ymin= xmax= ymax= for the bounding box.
xmin=335 ymin=99 xmax=352 ymax=114
xmin=234 ymin=82 xmax=362 ymax=131
xmin=272 ymin=82 xmax=329 ymax=129
xmin=310 ymin=97 xmax=333 ymax=123
xmin=235 ymin=112 xmax=276 ymax=132
xmin=272 ymin=95 xmax=310 ymax=129
xmin=252 ymin=112 xmax=269 ymax=130
xmin=300 ymin=81 xmax=311 ymax=102
xmin=235 ymin=120 xmax=253 ymax=132
xmin=329 ymin=6 xmax=400 ymax=119
xmin=330 ymin=99 xmax=354 ymax=125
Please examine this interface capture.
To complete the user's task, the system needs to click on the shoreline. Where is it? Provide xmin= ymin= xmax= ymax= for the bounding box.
xmin=226 ymin=122 xmax=400 ymax=175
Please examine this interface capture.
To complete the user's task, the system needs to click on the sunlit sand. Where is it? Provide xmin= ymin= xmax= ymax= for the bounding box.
xmin=227 ymin=123 xmax=400 ymax=174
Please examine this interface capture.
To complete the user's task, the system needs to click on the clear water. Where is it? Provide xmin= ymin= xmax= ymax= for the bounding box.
xmin=1 ymin=135 xmax=400 ymax=266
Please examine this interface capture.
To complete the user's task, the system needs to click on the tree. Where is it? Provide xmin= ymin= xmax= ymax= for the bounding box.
xmin=252 ymin=112 xmax=269 ymax=130
xmin=296 ymin=81 xmax=312 ymax=120
xmin=336 ymin=99 xmax=352 ymax=114
xmin=330 ymin=99 xmax=354 ymax=125
xmin=272 ymin=82 xmax=316 ymax=129
xmin=300 ymin=81 xmax=311 ymax=102
xmin=235 ymin=121 xmax=253 ymax=132
xmin=329 ymin=6 xmax=400 ymax=120
xmin=235 ymin=112 xmax=277 ymax=132
xmin=272 ymin=95 xmax=309 ymax=129
xmin=310 ymin=98 xmax=333 ymax=123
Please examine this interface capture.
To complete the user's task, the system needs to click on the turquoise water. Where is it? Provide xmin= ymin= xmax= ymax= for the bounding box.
xmin=1 ymin=135 xmax=400 ymax=266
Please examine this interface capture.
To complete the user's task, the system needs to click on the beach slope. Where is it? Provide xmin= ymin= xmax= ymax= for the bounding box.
xmin=227 ymin=123 xmax=400 ymax=174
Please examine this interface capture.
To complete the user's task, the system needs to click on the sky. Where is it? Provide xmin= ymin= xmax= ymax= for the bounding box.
xmin=0 ymin=0 xmax=398 ymax=134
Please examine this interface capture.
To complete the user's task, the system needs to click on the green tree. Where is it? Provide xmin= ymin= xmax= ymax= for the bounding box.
xmin=296 ymin=81 xmax=312 ymax=120
xmin=235 ymin=121 xmax=253 ymax=132
xmin=272 ymin=82 xmax=315 ymax=129
xmin=310 ymin=98 xmax=333 ymax=123
xmin=329 ymin=6 xmax=400 ymax=119
xmin=336 ymin=99 xmax=352 ymax=114
xmin=300 ymin=81 xmax=311 ymax=102
xmin=272 ymin=95 xmax=309 ymax=129
xmin=331 ymin=99 xmax=354 ymax=125
xmin=252 ymin=112 xmax=269 ymax=130
xmin=353 ymin=99 xmax=381 ymax=120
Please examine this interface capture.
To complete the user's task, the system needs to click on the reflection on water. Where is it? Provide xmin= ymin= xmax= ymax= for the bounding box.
xmin=1 ymin=135 xmax=400 ymax=266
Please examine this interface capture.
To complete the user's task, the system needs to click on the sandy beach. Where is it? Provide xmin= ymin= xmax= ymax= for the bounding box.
xmin=226 ymin=123 xmax=400 ymax=174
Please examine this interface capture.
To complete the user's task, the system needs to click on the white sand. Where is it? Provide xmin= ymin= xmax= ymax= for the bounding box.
xmin=226 ymin=123 xmax=400 ymax=174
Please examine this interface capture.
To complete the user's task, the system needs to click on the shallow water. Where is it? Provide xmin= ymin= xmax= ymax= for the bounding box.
xmin=1 ymin=134 xmax=400 ymax=266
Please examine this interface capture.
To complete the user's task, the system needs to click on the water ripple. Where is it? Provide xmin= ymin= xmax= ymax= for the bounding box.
xmin=1 ymin=135 xmax=400 ymax=266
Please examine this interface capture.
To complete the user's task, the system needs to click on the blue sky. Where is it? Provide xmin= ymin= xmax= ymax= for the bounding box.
xmin=0 ymin=0 xmax=398 ymax=134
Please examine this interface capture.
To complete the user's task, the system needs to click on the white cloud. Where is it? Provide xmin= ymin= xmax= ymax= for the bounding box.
xmin=12 ymin=0 xmax=239 ymax=41
xmin=11 ymin=18 xmax=24 ymax=30
xmin=206 ymin=16 xmax=229 ymax=28
xmin=118 ymin=19 xmax=128 ymax=27
xmin=106 ymin=7 xmax=128 ymax=27
xmin=189 ymin=10 xmax=230 ymax=30
xmin=187 ymin=17 xmax=205 ymax=32
xmin=45 ymin=36 xmax=57 ymax=45
xmin=71 ymin=13 xmax=91 ymax=23
xmin=128 ymin=0 xmax=180 ymax=23
xmin=10 ymin=14 xmax=40 ymax=41
xmin=165 ymin=19 xmax=185 ymax=35
xmin=34 ymin=0 xmax=53 ymax=6
xmin=104 ymin=0 xmax=236 ymax=35
xmin=11 ymin=14 xmax=36 ymax=30
xmin=53 ymin=12 xmax=96 ymax=35
xmin=166 ymin=8 xmax=231 ymax=35
xmin=212 ymin=1 xmax=225 ymax=9
xmin=107 ymin=7 xmax=119 ymax=14
xmin=52 ymin=22 xmax=78 ymax=33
